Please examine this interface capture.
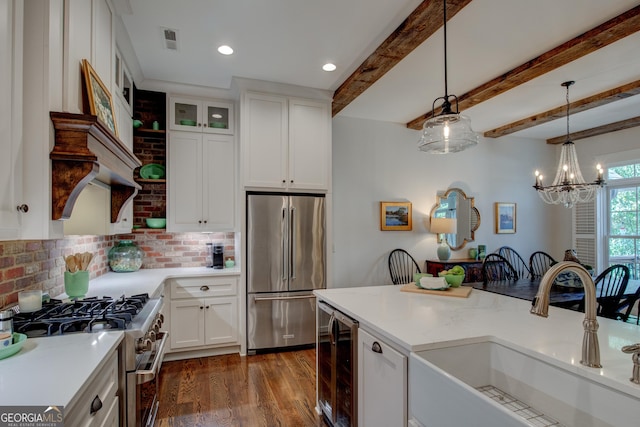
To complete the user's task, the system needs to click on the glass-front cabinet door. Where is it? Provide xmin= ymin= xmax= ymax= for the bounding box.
xmin=170 ymin=97 xmax=233 ymax=134
xmin=203 ymin=101 xmax=233 ymax=134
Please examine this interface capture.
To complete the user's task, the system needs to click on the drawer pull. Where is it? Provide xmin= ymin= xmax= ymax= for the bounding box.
xmin=90 ymin=395 xmax=103 ymax=415
xmin=200 ymin=285 xmax=210 ymax=291
xmin=372 ymin=341 xmax=383 ymax=354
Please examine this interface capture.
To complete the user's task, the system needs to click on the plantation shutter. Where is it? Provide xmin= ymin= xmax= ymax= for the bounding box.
xmin=573 ymin=198 xmax=597 ymax=270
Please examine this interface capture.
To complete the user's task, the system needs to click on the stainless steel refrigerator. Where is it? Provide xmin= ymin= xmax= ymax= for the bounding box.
xmin=246 ymin=192 xmax=326 ymax=353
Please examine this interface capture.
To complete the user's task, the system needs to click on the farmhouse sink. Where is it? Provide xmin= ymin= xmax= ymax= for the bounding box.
xmin=408 ymin=338 xmax=638 ymax=427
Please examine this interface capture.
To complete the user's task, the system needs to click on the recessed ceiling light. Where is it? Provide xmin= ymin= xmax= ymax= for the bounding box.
xmin=218 ymin=45 xmax=234 ymax=55
xmin=322 ymin=63 xmax=336 ymax=72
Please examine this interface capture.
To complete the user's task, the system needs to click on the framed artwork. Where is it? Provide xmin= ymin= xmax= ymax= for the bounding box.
xmin=495 ymin=202 xmax=516 ymax=234
xmin=380 ymin=201 xmax=412 ymax=231
xmin=82 ymin=59 xmax=118 ymax=136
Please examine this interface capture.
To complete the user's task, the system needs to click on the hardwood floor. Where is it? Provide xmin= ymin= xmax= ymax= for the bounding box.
xmin=156 ymin=348 xmax=326 ymax=427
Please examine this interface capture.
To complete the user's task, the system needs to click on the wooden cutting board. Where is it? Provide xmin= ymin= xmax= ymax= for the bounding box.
xmin=400 ymin=282 xmax=473 ymax=298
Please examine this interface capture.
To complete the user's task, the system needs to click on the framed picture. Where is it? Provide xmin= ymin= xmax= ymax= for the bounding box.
xmin=495 ymin=202 xmax=516 ymax=234
xmin=380 ymin=201 xmax=412 ymax=231
xmin=82 ymin=59 xmax=118 ymax=136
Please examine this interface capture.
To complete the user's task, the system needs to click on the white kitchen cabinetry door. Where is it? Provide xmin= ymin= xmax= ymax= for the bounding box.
xmin=242 ymin=92 xmax=330 ymax=191
xmin=168 ymin=131 xmax=235 ymax=232
xmin=167 ymin=276 xmax=239 ymax=352
xmin=288 ymin=98 xmax=330 ymax=190
xmin=169 ymin=97 xmax=233 ymax=134
xmin=170 ymin=298 xmax=206 ymax=349
xmin=204 ymin=296 xmax=238 ymax=346
xmin=358 ymin=328 xmax=407 ymax=427
xmin=0 ymin=0 xmax=23 ymax=240
xmin=242 ymin=92 xmax=288 ymax=188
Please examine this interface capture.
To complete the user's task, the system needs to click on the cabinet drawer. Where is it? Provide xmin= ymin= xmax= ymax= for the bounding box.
xmin=169 ymin=276 xmax=238 ymax=299
xmin=65 ymin=350 xmax=119 ymax=426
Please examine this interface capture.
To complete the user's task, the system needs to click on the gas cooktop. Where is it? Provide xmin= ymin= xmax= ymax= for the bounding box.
xmin=13 ymin=294 xmax=150 ymax=338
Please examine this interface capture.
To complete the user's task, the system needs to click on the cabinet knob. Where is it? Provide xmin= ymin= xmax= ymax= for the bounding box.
xmin=282 ymin=179 xmax=286 ymax=184
xmin=205 ymin=305 xmax=210 ymax=309
xmin=203 ymin=220 xmax=207 ymax=224
xmin=16 ymin=204 xmax=29 ymax=213
xmin=198 ymin=220 xmax=202 ymax=224
xmin=200 ymin=285 xmax=210 ymax=291
xmin=90 ymin=395 xmax=103 ymax=415
xmin=372 ymin=341 xmax=383 ymax=354
xmin=197 ymin=123 xmax=202 ymax=127
xmin=200 ymin=306 xmax=204 ymax=310
xmin=290 ymin=180 xmax=294 ymax=183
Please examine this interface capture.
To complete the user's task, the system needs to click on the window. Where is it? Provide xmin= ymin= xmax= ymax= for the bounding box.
xmin=605 ymin=161 xmax=640 ymax=280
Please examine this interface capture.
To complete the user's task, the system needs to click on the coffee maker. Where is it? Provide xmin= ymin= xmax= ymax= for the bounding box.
xmin=212 ymin=243 xmax=224 ymax=269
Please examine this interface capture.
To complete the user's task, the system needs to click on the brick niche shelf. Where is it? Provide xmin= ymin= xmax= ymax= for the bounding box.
xmin=132 ymin=88 xmax=167 ymax=228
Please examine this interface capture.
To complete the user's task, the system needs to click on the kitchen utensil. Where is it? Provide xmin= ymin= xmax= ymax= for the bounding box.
xmin=210 ymin=122 xmax=226 ymax=128
xmin=133 ymin=119 xmax=143 ymax=128
xmin=140 ymin=164 xmax=165 ymax=179
xmin=18 ymin=290 xmax=43 ymax=312
xmin=180 ymin=119 xmax=196 ymax=126
xmin=152 ymin=121 xmax=160 ymax=130
xmin=145 ymin=218 xmax=166 ymax=229
xmin=149 ymin=174 xmax=161 ymax=179
xmin=0 ymin=333 xmax=27 ymax=360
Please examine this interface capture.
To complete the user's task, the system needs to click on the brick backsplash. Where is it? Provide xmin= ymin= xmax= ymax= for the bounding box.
xmin=0 ymin=231 xmax=236 ymax=309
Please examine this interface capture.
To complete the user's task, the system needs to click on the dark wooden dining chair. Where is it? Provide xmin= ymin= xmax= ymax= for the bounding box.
xmin=498 ymin=246 xmax=532 ymax=279
xmin=388 ymin=249 xmax=421 ymax=285
xmin=577 ymin=264 xmax=631 ymax=320
xmin=482 ymin=253 xmax=518 ymax=283
xmin=529 ymin=251 xmax=556 ymax=279
xmin=619 ymin=286 xmax=640 ymax=324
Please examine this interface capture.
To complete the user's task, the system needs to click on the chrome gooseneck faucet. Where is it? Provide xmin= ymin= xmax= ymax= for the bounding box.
xmin=530 ymin=261 xmax=602 ymax=368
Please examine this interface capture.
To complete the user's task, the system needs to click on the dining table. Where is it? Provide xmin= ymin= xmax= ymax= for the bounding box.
xmin=469 ymin=278 xmax=640 ymax=317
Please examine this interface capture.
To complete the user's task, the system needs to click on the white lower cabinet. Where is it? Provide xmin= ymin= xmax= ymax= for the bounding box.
xmin=357 ymin=328 xmax=407 ymax=427
xmin=65 ymin=349 xmax=119 ymax=426
xmin=168 ymin=276 xmax=239 ymax=351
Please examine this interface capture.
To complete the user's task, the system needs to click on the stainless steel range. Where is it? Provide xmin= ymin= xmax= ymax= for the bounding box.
xmin=12 ymin=294 xmax=167 ymax=427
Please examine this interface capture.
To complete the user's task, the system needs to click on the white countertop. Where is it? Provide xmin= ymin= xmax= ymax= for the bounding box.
xmin=0 ymin=331 xmax=123 ymax=406
xmin=62 ymin=266 xmax=241 ymax=300
xmin=1 ymin=267 xmax=241 ymax=406
xmin=314 ymin=285 xmax=640 ymax=400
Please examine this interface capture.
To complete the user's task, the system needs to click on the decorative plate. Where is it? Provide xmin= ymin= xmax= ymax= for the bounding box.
xmin=0 ymin=333 xmax=27 ymax=360
xmin=140 ymin=164 xmax=165 ymax=179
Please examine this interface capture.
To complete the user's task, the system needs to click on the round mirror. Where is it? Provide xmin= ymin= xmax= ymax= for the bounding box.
xmin=430 ymin=188 xmax=480 ymax=251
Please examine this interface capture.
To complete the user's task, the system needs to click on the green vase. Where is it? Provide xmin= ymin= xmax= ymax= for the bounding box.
xmin=108 ymin=240 xmax=144 ymax=272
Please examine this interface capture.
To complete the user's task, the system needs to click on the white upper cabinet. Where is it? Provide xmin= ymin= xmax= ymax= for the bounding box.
xmin=0 ymin=0 xmax=24 ymax=240
xmin=241 ymin=91 xmax=331 ymax=191
xmin=169 ymin=96 xmax=234 ymax=134
xmin=168 ymin=131 xmax=236 ymax=232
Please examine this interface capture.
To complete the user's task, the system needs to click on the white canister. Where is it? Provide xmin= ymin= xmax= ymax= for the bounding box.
xmin=18 ymin=290 xmax=43 ymax=312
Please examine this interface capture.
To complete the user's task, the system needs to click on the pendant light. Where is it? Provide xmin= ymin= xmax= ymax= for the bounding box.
xmin=418 ymin=0 xmax=479 ymax=154
xmin=533 ymin=81 xmax=605 ymax=208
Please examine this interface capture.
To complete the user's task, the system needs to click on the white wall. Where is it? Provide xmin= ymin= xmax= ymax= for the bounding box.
xmin=331 ymin=116 xmax=565 ymax=287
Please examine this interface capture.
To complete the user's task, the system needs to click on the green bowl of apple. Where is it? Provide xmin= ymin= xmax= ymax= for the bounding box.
xmin=438 ymin=265 xmax=465 ymax=287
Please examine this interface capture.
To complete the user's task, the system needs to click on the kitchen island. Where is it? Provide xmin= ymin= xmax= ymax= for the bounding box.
xmin=314 ymin=284 xmax=640 ymax=426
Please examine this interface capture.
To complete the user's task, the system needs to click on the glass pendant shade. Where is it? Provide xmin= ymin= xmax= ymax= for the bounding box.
xmin=417 ymin=0 xmax=478 ymax=154
xmin=419 ymin=113 xmax=478 ymax=154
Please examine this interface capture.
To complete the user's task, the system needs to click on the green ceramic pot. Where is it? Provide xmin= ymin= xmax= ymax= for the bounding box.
xmin=64 ymin=270 xmax=89 ymax=299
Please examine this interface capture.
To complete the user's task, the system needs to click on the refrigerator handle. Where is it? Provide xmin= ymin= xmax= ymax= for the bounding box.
xmin=290 ymin=206 xmax=296 ymax=280
xmin=281 ymin=206 xmax=287 ymax=281
xmin=328 ymin=313 xmax=336 ymax=346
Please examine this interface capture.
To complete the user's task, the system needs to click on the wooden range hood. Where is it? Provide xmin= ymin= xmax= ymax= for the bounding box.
xmin=49 ymin=112 xmax=142 ymax=222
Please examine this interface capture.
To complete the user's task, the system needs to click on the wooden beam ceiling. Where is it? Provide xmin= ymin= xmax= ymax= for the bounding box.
xmin=484 ymin=79 xmax=640 ymax=138
xmin=546 ymin=115 xmax=640 ymax=145
xmin=331 ymin=0 xmax=473 ymax=117
xmin=405 ymin=4 xmax=640 ymax=130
